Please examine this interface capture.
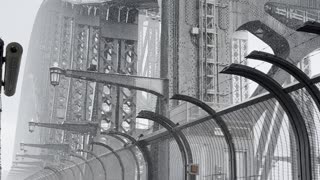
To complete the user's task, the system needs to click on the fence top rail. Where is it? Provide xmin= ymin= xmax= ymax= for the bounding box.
xmin=140 ymin=74 xmax=320 ymax=143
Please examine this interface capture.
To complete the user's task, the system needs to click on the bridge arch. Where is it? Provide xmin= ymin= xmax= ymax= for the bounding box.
xmin=237 ymin=20 xmax=290 ymax=59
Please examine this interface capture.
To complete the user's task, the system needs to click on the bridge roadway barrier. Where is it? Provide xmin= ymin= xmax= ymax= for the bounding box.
xmin=26 ymin=74 xmax=320 ymax=180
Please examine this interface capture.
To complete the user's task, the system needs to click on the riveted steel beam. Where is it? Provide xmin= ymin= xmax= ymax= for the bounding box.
xmin=237 ymin=21 xmax=290 ymax=59
xmin=220 ymin=64 xmax=312 ymax=180
xmin=171 ymin=94 xmax=237 ymax=180
xmin=91 ymin=141 xmax=124 ymax=180
xmin=103 ymin=131 xmax=152 ymax=180
xmin=137 ymin=110 xmax=195 ymax=180
xmin=77 ymin=149 xmax=107 ymax=180
xmin=70 ymin=153 xmax=94 ymax=180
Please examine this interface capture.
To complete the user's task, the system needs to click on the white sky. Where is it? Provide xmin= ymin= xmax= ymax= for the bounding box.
xmin=0 ymin=0 xmax=43 ymax=177
xmin=0 ymin=0 xmax=320 ymax=179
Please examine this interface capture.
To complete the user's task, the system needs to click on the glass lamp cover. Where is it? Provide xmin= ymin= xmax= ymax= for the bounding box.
xmin=29 ymin=124 xmax=35 ymax=133
xmin=50 ymin=68 xmax=61 ymax=86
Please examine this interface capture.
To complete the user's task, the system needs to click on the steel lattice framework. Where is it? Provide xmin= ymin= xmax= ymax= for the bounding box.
xmin=10 ymin=0 xmax=320 ymax=180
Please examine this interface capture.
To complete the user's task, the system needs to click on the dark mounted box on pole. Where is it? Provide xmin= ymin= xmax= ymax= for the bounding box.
xmin=0 ymin=38 xmax=23 ymax=97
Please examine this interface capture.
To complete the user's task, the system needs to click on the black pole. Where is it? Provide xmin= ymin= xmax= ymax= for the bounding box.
xmin=0 ymin=38 xmax=4 ymax=93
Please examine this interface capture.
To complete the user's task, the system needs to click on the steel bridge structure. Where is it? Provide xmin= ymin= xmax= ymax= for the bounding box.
xmin=7 ymin=0 xmax=320 ymax=180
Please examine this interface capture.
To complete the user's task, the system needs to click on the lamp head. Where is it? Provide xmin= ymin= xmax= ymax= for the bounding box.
xmin=28 ymin=122 xmax=36 ymax=133
xmin=20 ymin=143 xmax=25 ymax=151
xmin=49 ymin=66 xmax=63 ymax=86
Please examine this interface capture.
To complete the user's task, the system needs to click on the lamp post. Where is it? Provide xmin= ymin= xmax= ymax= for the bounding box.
xmin=28 ymin=121 xmax=99 ymax=135
xmin=20 ymin=143 xmax=71 ymax=153
xmin=15 ymin=154 xmax=56 ymax=162
xmin=49 ymin=65 xmax=168 ymax=97
xmin=12 ymin=161 xmax=44 ymax=167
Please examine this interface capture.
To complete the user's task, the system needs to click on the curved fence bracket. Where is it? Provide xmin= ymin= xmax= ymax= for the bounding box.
xmin=62 ymin=164 xmax=76 ymax=180
xmin=61 ymin=158 xmax=84 ymax=180
xmin=91 ymin=141 xmax=124 ymax=180
xmin=171 ymin=94 xmax=237 ymax=180
xmin=247 ymin=51 xmax=320 ymax=110
xmin=70 ymin=153 xmax=94 ymax=180
xmin=137 ymin=110 xmax=195 ymax=180
xmin=100 ymin=132 xmax=142 ymax=180
xmin=220 ymin=63 xmax=312 ymax=180
xmin=37 ymin=170 xmax=51 ymax=180
xmin=77 ymin=149 xmax=107 ymax=180
xmin=56 ymin=165 xmax=72 ymax=180
xmin=43 ymin=166 xmax=63 ymax=180
xmin=104 ymin=131 xmax=153 ymax=180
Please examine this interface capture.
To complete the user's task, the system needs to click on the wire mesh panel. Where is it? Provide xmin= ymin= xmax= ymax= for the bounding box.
xmin=147 ymin=135 xmax=184 ymax=180
xmin=168 ymin=138 xmax=184 ymax=179
xmin=221 ymin=98 xmax=298 ymax=180
xmin=181 ymin=120 xmax=229 ymax=180
xmin=290 ymin=88 xmax=320 ymax=179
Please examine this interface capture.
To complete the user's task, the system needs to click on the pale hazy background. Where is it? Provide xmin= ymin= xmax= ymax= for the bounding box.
xmin=0 ymin=0 xmax=320 ymax=179
xmin=0 ymin=0 xmax=43 ymax=178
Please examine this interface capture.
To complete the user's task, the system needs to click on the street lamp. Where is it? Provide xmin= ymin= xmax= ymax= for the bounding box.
xmin=49 ymin=66 xmax=64 ymax=86
xmin=20 ymin=143 xmax=26 ymax=152
xmin=49 ymin=65 xmax=168 ymax=97
xmin=49 ymin=64 xmax=169 ymax=131
xmin=29 ymin=122 xmax=36 ymax=133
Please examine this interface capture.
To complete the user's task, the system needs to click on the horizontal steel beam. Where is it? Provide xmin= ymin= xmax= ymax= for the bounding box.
xmin=63 ymin=69 xmax=168 ymax=98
